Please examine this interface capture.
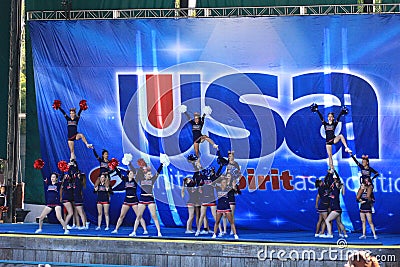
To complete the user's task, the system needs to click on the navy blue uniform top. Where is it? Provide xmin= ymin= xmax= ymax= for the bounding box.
xmin=61 ymin=176 xmax=74 ymax=201
xmin=317 ymin=186 xmax=330 ymax=209
xmin=94 ymin=184 xmax=112 ymax=203
xmin=59 ymin=107 xmax=82 ymax=139
xmin=351 ymin=155 xmax=379 ymax=181
xmin=138 ymin=164 xmax=163 ymax=195
xmin=44 ymin=179 xmax=62 ymax=206
xmin=93 ymin=149 xmax=119 ymax=175
xmin=73 ymin=176 xmax=84 ymax=202
xmin=316 ymin=110 xmax=344 ymax=142
xmin=123 ymin=176 xmax=139 ymax=198
xmin=185 ymin=112 xmax=205 ymax=141
xmin=216 ymin=186 xmax=231 ymax=210
xmin=359 ymin=189 xmax=373 ymax=211
xmin=198 ymin=166 xmax=223 ymax=198
xmin=329 ymin=183 xmax=342 ymax=211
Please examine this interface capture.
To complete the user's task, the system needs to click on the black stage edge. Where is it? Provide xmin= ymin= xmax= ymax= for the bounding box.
xmin=0 ymin=224 xmax=399 ymax=267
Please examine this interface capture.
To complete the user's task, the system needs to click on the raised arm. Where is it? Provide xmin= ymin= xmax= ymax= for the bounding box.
xmin=152 ymin=164 xmax=164 ymax=181
xmin=59 ymin=107 xmax=69 ymax=120
xmin=93 ymin=149 xmax=101 ymax=162
xmin=183 ymin=111 xmax=191 ymax=121
xmin=350 ymin=154 xmax=362 ymax=168
xmin=316 ymin=110 xmax=324 ymax=123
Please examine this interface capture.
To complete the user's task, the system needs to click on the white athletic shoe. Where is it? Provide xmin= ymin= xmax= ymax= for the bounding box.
xmin=185 ymin=230 xmax=195 ymax=234
xmin=374 ymin=235 xmax=378 ymax=240
xmin=111 ymin=229 xmax=118 ymax=234
xmin=129 ymin=231 xmax=136 ymax=237
xmin=314 ymin=234 xmax=319 ymax=237
xmin=195 ymin=231 xmax=200 ymax=237
xmin=64 ymin=229 xmax=70 ymax=235
xmin=78 ymin=226 xmax=86 ymax=230
xmin=213 ymin=144 xmax=219 ymax=149
xmin=218 ymin=232 xmax=223 ymax=237
xmin=234 ymin=234 xmax=239 ymax=240
xmin=326 ymin=234 xmax=333 ymax=238
xmin=200 ymin=230 xmax=209 ymax=235
xmin=345 ymin=147 xmax=352 ymax=153
xmin=359 ymin=235 xmax=366 ymax=239
xmin=86 ymin=222 xmax=90 ymax=227
xmin=339 ymin=234 xmax=344 ymax=238
xmin=143 ymin=231 xmax=148 ymax=235
xmin=95 ymin=226 xmax=101 ymax=231
xmin=344 ymin=234 xmax=348 ymax=238
xmin=319 ymin=234 xmax=328 ymax=238
xmin=105 ymin=227 xmax=109 ymax=231
xmin=230 ymin=230 xmax=233 ymax=235
xmin=212 ymin=234 xmax=216 ymax=239
xmin=66 ymin=225 xmax=72 ymax=230
xmin=35 ymin=229 xmax=42 ymax=234
xmin=157 ymin=232 xmax=162 ymax=237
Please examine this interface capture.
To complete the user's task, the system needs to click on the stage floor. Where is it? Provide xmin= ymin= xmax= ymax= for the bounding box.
xmin=0 ymin=222 xmax=398 ymax=246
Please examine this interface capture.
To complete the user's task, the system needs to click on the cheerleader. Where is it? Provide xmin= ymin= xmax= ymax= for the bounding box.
xmin=324 ymin=172 xmax=347 ymax=238
xmin=222 ymin=172 xmax=241 ymax=235
xmin=94 ymin=173 xmax=113 ymax=230
xmin=349 ymin=153 xmax=379 ymax=184
xmin=311 ymin=103 xmax=352 ymax=170
xmin=111 ymin=169 xmax=147 ymax=234
xmin=195 ymin=163 xmax=223 ymax=237
xmin=314 ymin=177 xmax=330 ymax=237
xmin=55 ymin=100 xmax=92 ymax=161
xmin=211 ymin=177 xmax=239 ymax=239
xmin=180 ymin=105 xmax=218 ymax=159
xmin=93 ymin=148 xmax=114 ymax=175
xmin=69 ymin=160 xmax=88 ymax=230
xmin=0 ymin=186 xmax=7 ymax=222
xmin=60 ymin=173 xmax=74 ymax=229
xmin=130 ymin=161 xmax=163 ymax=237
xmin=35 ymin=173 xmax=69 ymax=234
xmin=356 ymin=178 xmax=377 ymax=239
xmin=182 ymin=176 xmax=200 ymax=234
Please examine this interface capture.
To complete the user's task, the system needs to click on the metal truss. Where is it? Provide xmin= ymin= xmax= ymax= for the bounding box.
xmin=27 ymin=4 xmax=400 ymax=21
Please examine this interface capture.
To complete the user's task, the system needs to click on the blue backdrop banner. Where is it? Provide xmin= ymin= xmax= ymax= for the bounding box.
xmin=29 ymin=15 xmax=400 ymax=233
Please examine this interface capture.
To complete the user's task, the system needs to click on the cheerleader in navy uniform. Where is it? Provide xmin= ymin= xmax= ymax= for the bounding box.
xmin=182 ymin=176 xmax=200 ymax=234
xmin=112 ymin=169 xmax=147 ymax=234
xmin=180 ymin=105 xmax=218 ymax=159
xmin=93 ymin=149 xmax=115 ymax=175
xmin=349 ymin=153 xmax=379 ymax=184
xmin=94 ymin=173 xmax=113 ymax=230
xmin=53 ymin=100 xmax=92 ymax=160
xmin=222 ymin=172 xmax=241 ymax=235
xmin=357 ymin=178 xmax=377 ymax=239
xmin=325 ymin=172 xmax=347 ymax=238
xmin=35 ymin=173 xmax=70 ymax=234
xmin=130 ymin=161 xmax=163 ymax=237
xmin=60 ymin=173 xmax=75 ymax=229
xmin=311 ymin=103 xmax=352 ymax=170
xmin=0 ymin=186 xmax=7 ymax=222
xmin=195 ymin=162 xmax=223 ymax=237
xmin=314 ymin=177 xmax=330 ymax=237
xmin=69 ymin=160 xmax=88 ymax=230
xmin=212 ymin=177 xmax=239 ymax=239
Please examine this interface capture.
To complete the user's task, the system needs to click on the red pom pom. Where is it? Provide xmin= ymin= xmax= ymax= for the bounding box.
xmin=57 ymin=160 xmax=69 ymax=173
xmin=79 ymin=100 xmax=88 ymax=111
xmin=137 ymin=158 xmax=147 ymax=168
xmin=108 ymin=158 xmax=119 ymax=170
xmin=52 ymin=100 xmax=61 ymax=110
xmin=33 ymin=159 xmax=45 ymax=170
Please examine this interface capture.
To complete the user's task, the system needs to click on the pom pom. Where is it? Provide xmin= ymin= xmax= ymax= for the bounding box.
xmin=310 ymin=103 xmax=318 ymax=112
xmin=178 ymin=105 xmax=187 ymax=113
xmin=52 ymin=100 xmax=61 ymax=110
xmin=57 ymin=160 xmax=69 ymax=173
xmin=160 ymin=153 xmax=170 ymax=167
xmin=122 ymin=153 xmax=133 ymax=166
xmin=108 ymin=158 xmax=119 ymax=170
xmin=203 ymin=106 xmax=212 ymax=115
xmin=33 ymin=159 xmax=45 ymax=170
xmin=341 ymin=106 xmax=349 ymax=115
xmin=79 ymin=100 xmax=88 ymax=111
xmin=137 ymin=158 xmax=147 ymax=168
